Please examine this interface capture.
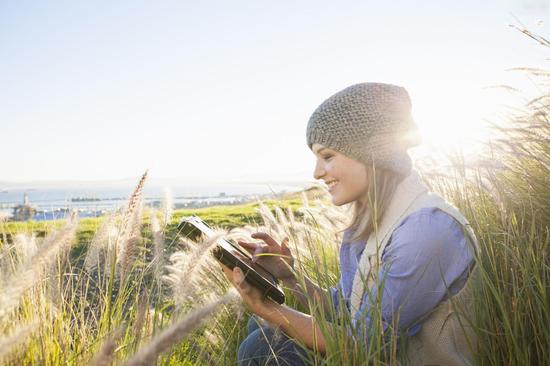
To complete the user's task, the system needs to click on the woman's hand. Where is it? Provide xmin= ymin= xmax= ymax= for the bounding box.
xmin=223 ymin=262 xmax=329 ymax=355
xmin=237 ymin=232 xmax=295 ymax=283
xmin=221 ymin=264 xmax=273 ymax=313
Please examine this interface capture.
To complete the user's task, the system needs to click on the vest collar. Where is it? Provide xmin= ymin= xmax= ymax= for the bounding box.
xmin=350 ymin=170 xmax=430 ymax=315
xmin=367 ymin=170 xmax=429 ymax=248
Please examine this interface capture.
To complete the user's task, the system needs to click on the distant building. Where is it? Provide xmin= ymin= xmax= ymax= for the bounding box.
xmin=12 ymin=193 xmax=37 ymax=221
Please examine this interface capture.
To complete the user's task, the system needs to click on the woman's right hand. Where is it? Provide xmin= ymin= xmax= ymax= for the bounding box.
xmin=237 ymin=232 xmax=295 ymax=283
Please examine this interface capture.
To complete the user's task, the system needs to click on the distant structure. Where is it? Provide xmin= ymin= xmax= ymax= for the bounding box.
xmin=12 ymin=193 xmax=36 ymax=221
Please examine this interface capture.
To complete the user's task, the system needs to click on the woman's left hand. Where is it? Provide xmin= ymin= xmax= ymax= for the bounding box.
xmin=221 ymin=264 xmax=272 ymax=313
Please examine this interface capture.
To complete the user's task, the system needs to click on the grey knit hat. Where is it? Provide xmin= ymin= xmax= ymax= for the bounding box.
xmin=306 ymin=82 xmax=421 ymax=176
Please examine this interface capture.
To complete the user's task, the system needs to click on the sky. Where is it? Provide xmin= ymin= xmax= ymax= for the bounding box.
xmin=1 ymin=0 xmax=549 ymax=185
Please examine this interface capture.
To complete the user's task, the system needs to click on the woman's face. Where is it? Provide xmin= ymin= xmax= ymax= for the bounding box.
xmin=311 ymin=143 xmax=369 ymax=206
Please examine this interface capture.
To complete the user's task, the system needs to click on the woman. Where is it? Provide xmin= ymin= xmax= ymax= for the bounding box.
xmin=222 ymin=82 xmax=479 ymax=365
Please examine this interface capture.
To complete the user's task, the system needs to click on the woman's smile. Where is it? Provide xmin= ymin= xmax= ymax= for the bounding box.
xmin=311 ymin=143 xmax=369 ymax=206
xmin=326 ymin=180 xmax=338 ymax=191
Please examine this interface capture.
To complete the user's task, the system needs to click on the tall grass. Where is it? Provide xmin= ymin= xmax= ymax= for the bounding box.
xmin=421 ymin=32 xmax=549 ymax=364
xmin=0 ymin=171 xmax=242 ymax=365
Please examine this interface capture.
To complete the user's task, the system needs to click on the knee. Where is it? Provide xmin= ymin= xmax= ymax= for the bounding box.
xmin=238 ymin=326 xmax=310 ymax=366
xmin=246 ymin=315 xmax=262 ymax=334
xmin=237 ymin=327 xmax=278 ymax=366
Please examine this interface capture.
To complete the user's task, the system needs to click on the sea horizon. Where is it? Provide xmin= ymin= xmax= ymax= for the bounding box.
xmin=0 ymin=179 xmax=317 ymax=220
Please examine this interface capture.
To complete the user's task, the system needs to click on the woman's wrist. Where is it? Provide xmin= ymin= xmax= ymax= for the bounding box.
xmin=253 ymin=300 xmax=284 ymax=322
xmin=251 ymin=297 xmax=279 ymax=316
xmin=280 ymin=271 xmax=297 ymax=287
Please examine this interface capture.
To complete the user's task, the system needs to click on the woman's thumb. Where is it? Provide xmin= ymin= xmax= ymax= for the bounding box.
xmin=281 ymin=237 xmax=290 ymax=254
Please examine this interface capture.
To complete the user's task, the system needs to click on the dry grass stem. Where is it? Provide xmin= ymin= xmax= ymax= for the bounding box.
xmin=121 ymin=290 xmax=239 ymax=366
xmin=118 ymin=201 xmax=143 ymax=281
xmin=13 ymin=233 xmax=38 ymax=267
xmin=161 ymin=187 xmax=174 ymax=227
xmin=84 ymin=213 xmax=117 ymax=271
xmin=0 ymin=321 xmax=39 ymax=361
xmin=89 ymin=327 xmax=125 ymax=366
xmin=115 ymin=170 xmax=148 ymax=279
xmin=0 ymin=214 xmax=78 ymax=320
xmin=150 ymin=213 xmax=165 ymax=287
xmin=163 ymin=232 xmax=225 ymax=306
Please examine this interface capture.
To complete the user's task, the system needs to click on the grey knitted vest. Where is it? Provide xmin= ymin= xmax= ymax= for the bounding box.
xmin=306 ymin=82 xmax=421 ymax=176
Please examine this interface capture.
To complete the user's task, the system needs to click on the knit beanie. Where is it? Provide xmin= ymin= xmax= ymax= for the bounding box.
xmin=306 ymin=82 xmax=421 ymax=176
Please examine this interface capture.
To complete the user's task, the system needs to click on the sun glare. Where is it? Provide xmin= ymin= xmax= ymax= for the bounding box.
xmin=411 ymin=85 xmax=504 ymax=157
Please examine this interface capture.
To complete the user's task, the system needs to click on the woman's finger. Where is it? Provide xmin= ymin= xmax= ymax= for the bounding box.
xmin=252 ymin=244 xmax=269 ymax=263
xmin=238 ymin=241 xmax=259 ymax=254
xmin=233 ymin=267 xmax=250 ymax=293
xmin=251 ymin=232 xmax=280 ymax=249
xmin=221 ymin=264 xmax=235 ymax=283
xmin=239 ymin=241 xmax=272 ymax=255
xmin=281 ymin=236 xmax=291 ymax=256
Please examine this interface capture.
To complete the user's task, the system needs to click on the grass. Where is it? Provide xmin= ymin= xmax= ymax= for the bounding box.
xmin=0 ymin=190 xmax=329 ymax=365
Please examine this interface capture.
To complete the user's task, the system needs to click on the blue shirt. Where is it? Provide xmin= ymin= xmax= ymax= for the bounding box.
xmin=329 ymin=207 xmax=474 ymax=337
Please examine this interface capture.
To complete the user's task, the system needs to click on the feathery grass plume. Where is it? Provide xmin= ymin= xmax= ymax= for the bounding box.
xmin=224 ymin=226 xmax=256 ymax=240
xmin=0 ymin=213 xmax=7 ymax=246
xmin=118 ymin=200 xmax=143 ymax=282
xmin=284 ymin=205 xmax=309 ymax=247
xmin=121 ymin=290 xmax=239 ymax=366
xmin=0 ymin=213 xmax=78 ymax=320
xmin=160 ymin=187 xmax=174 ymax=227
xmin=88 ymin=327 xmax=125 ymax=366
xmin=115 ymin=170 xmax=148 ymax=280
xmin=150 ymin=213 xmax=165 ymax=288
xmin=301 ymin=186 xmax=346 ymax=231
xmin=225 ymin=222 xmax=311 ymax=264
xmin=301 ymin=190 xmax=309 ymax=208
xmin=132 ymin=290 xmax=149 ymax=348
xmin=203 ymin=329 xmax=222 ymax=348
xmin=84 ymin=213 xmax=117 ymax=271
xmin=224 ymin=223 xmax=287 ymax=257
xmin=508 ymin=24 xmax=550 ymax=47
xmin=13 ymin=233 xmax=38 ymax=267
xmin=0 ymin=233 xmax=35 ymax=276
xmin=163 ymin=232 xmax=225 ymax=307
xmin=274 ymin=205 xmax=290 ymax=229
xmin=295 ymin=200 xmax=348 ymax=244
xmin=0 ymin=242 xmax=14 ymax=273
xmin=177 ymin=235 xmax=195 ymax=251
xmin=146 ymin=307 xmax=165 ymax=338
xmin=233 ymin=207 xmax=324 ymax=266
xmin=0 ymin=321 xmax=39 ymax=362
xmin=257 ymin=203 xmax=285 ymax=239
xmin=286 ymin=205 xmax=296 ymax=223
xmin=104 ymin=223 xmax=121 ymax=280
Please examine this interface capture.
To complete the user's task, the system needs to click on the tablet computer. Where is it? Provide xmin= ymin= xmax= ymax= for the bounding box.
xmin=178 ymin=215 xmax=285 ymax=304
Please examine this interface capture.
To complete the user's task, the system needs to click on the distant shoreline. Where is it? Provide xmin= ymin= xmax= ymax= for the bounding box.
xmin=0 ymin=184 xmax=325 ymax=222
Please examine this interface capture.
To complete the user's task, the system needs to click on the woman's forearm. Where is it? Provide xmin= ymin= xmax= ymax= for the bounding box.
xmin=283 ymin=274 xmax=332 ymax=315
xmin=255 ymin=302 xmax=332 ymax=354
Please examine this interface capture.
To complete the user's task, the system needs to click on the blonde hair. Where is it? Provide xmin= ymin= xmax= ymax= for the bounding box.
xmin=346 ymin=164 xmax=403 ymax=243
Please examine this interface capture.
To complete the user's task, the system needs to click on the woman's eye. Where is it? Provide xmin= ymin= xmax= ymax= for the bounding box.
xmin=323 ymin=155 xmax=333 ymax=161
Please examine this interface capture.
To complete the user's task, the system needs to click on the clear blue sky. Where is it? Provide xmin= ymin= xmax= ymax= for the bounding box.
xmin=1 ymin=0 xmax=548 ymax=183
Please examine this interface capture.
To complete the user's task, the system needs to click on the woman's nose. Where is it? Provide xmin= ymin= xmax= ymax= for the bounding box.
xmin=313 ymin=159 xmax=325 ymax=180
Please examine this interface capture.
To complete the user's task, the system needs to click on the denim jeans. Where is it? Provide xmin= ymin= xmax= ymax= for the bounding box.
xmin=237 ymin=315 xmax=312 ymax=366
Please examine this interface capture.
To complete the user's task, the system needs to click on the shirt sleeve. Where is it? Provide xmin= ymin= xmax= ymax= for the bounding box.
xmin=353 ymin=207 xmax=474 ymax=340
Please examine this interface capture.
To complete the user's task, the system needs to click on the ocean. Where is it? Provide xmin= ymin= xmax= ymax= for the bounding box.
xmin=0 ymin=181 xmax=312 ymax=221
